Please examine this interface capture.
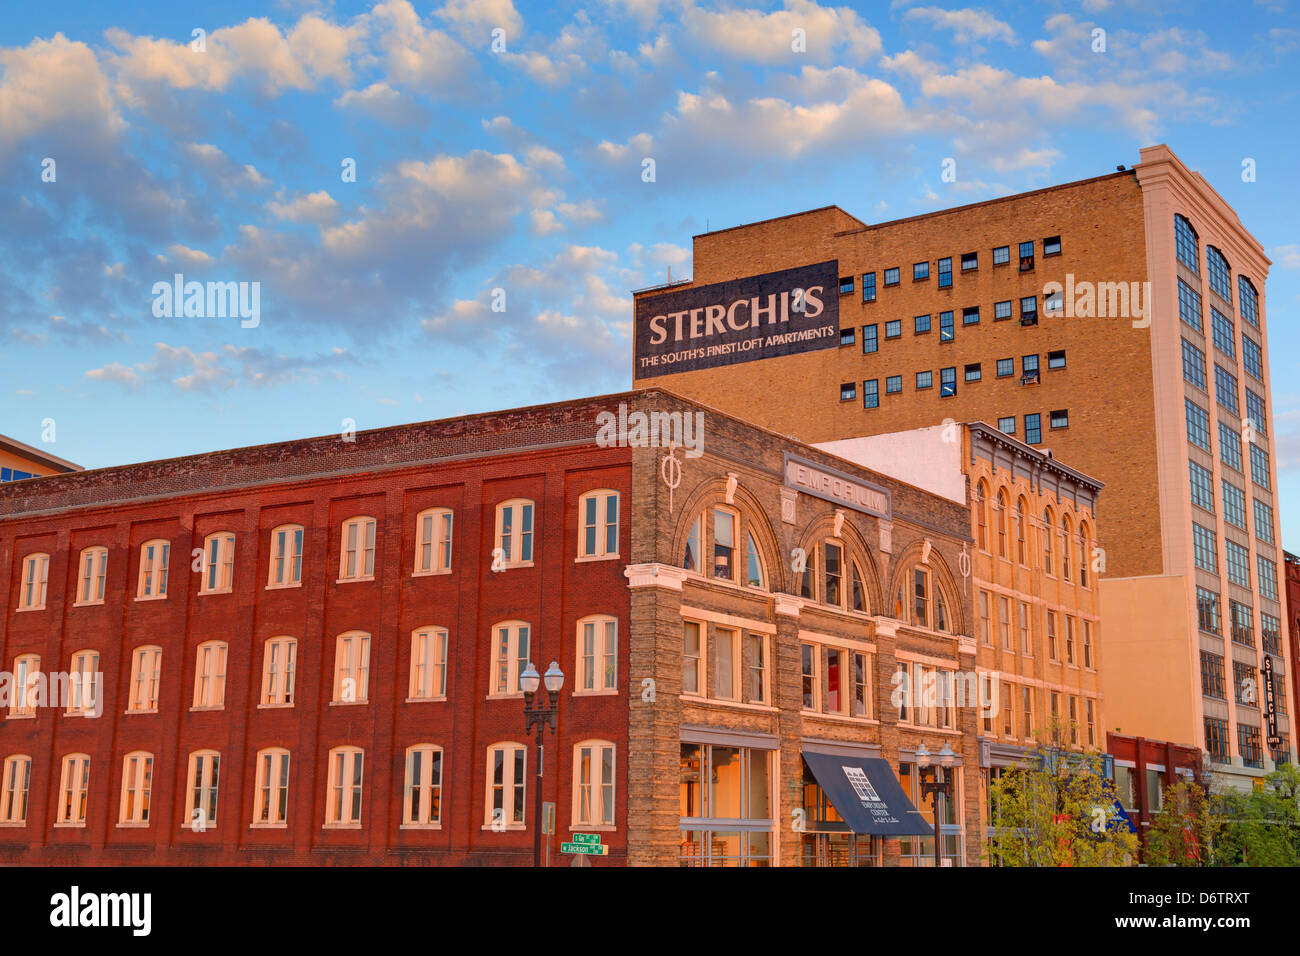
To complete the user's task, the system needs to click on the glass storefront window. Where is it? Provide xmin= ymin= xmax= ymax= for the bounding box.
xmin=898 ymin=761 xmax=963 ymax=866
xmin=680 ymin=744 xmax=774 ymax=866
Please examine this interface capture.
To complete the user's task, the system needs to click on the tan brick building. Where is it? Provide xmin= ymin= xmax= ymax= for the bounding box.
xmin=632 ymin=145 xmax=1294 ymax=792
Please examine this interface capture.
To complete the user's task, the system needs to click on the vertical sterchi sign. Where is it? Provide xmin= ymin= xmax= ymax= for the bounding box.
xmin=1263 ymin=654 xmax=1281 ymax=750
xmin=634 ymin=261 xmax=839 ymax=378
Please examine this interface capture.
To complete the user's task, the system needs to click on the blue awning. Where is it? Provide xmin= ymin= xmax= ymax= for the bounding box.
xmin=803 ymin=750 xmax=933 ymax=837
xmin=1109 ymin=799 xmax=1138 ymax=834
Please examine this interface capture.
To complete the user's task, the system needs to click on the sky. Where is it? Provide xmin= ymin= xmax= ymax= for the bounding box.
xmin=0 ymin=0 xmax=1297 ymax=549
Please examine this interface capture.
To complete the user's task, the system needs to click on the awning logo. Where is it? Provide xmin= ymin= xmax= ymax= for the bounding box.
xmin=843 ymin=766 xmax=880 ymax=805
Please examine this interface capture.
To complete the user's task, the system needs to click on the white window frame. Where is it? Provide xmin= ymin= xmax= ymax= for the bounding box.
xmin=75 ymin=546 xmax=108 ymax=606
xmin=136 ymin=539 xmax=170 ymax=600
xmin=118 ymin=751 xmax=153 ymax=826
xmin=260 ymin=637 xmax=297 ymax=707
xmin=325 ymin=746 xmax=364 ymax=827
xmin=495 ymin=499 xmax=535 ymax=569
xmin=186 ymin=750 xmax=220 ymax=829
xmin=192 ymin=641 xmax=228 ymax=709
xmin=0 ymin=755 xmax=31 ymax=825
xmin=332 ymin=631 xmax=371 ymax=704
xmin=409 ymin=626 xmax=449 ymax=701
xmin=66 ymin=650 xmax=99 ymax=716
xmin=683 ymin=620 xmax=703 ymax=696
xmin=17 ymin=553 xmax=48 ymax=611
xmin=801 ymin=641 xmax=821 ymax=712
xmin=402 ymin=744 xmax=443 ymax=827
xmin=252 ymin=748 xmax=290 ymax=827
xmin=745 ymin=632 xmax=770 ymax=705
xmin=338 ymin=516 xmax=377 ymax=582
xmin=199 ymin=531 xmax=236 ymax=594
xmin=577 ymin=490 xmax=620 ymax=560
xmin=576 ymin=615 xmax=618 ymax=695
xmin=484 ymin=742 xmax=527 ymax=829
xmin=56 ymin=753 xmax=90 ymax=826
xmin=127 ymin=645 xmax=162 ymax=713
xmin=414 ymin=508 xmax=454 ymax=575
xmin=572 ymin=740 xmax=616 ymax=829
xmin=489 ymin=620 xmax=530 ymax=698
xmin=711 ymin=506 xmax=738 ymax=581
xmin=9 ymin=654 xmax=40 ymax=717
xmin=852 ymin=650 xmax=874 ymax=719
xmin=267 ymin=524 xmax=304 ymax=588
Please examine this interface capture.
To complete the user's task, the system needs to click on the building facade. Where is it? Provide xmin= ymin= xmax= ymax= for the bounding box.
xmin=0 ymin=389 xmax=983 ymax=865
xmin=631 ymin=144 xmax=1294 ymax=790
xmin=0 ymin=432 xmax=80 ymax=484
xmin=1106 ymin=732 xmax=1204 ymax=851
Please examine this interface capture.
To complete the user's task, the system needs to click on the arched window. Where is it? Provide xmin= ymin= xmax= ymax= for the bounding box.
xmin=192 ymin=640 xmax=228 ymax=708
xmin=896 ymin=564 xmax=955 ymax=634
xmin=137 ymin=539 xmax=170 ymax=599
xmin=975 ymin=480 xmax=989 ymax=552
xmin=711 ymin=506 xmax=738 ymax=580
xmin=127 ymin=645 xmax=161 ymax=712
xmin=1206 ymin=246 xmax=1232 ymax=301
xmin=996 ymin=489 xmax=1009 ymax=559
xmin=1042 ymin=507 xmax=1055 ymax=575
xmin=409 ymin=626 xmax=449 ymax=700
xmin=415 ymin=508 xmax=454 ymax=573
xmin=17 ymin=552 xmax=48 ymax=611
xmin=1174 ymin=214 xmax=1199 ymax=273
xmin=801 ymin=537 xmax=871 ymax=612
xmin=333 ymin=631 xmax=371 ymax=703
xmin=1015 ymin=496 xmax=1029 ymax=566
xmin=679 ymin=496 xmax=771 ymax=591
xmin=489 ymin=621 xmax=530 ymax=696
xmin=199 ymin=531 xmax=235 ymax=594
xmin=1239 ymin=275 xmax=1259 ymax=328
xmin=118 ymin=751 xmax=153 ymax=825
xmin=261 ymin=637 xmax=297 ymax=706
xmin=325 ymin=746 xmax=364 ymax=826
xmin=67 ymin=650 xmax=99 ymax=716
xmin=403 ymin=744 xmax=443 ymax=826
xmin=76 ymin=546 xmax=108 ymax=605
xmin=267 ymin=524 xmax=304 ymax=587
xmin=186 ymin=749 xmax=221 ymax=828
xmin=577 ymin=490 xmax=619 ymax=559
xmin=1061 ymin=515 xmax=1074 ymax=582
xmin=573 ymin=740 xmax=616 ymax=828
xmin=9 ymin=654 xmax=40 ymax=716
xmin=0 ymin=755 xmax=31 ymax=824
xmin=575 ymin=615 xmax=618 ymax=694
xmin=1079 ymin=520 xmax=1092 ymax=588
xmin=339 ymin=516 xmax=377 ymax=580
xmin=57 ymin=753 xmax=90 ymax=825
xmin=485 ymin=742 xmax=526 ymax=827
xmin=253 ymin=748 xmax=290 ymax=826
xmin=745 ymin=533 xmax=765 ymax=589
xmin=495 ymin=499 xmax=534 ymax=568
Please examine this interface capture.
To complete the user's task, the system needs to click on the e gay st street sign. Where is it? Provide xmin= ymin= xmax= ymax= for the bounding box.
xmin=561 ymin=833 xmax=608 ymax=855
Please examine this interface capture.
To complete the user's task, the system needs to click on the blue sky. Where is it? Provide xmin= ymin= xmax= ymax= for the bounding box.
xmin=1 ymin=0 xmax=1297 ymax=548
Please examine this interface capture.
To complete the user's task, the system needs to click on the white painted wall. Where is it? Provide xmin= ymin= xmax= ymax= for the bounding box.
xmin=815 ymin=425 xmax=965 ymax=504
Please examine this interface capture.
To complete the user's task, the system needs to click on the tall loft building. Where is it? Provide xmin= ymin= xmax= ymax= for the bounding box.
xmin=631 ymin=144 xmax=1294 ymax=791
xmin=0 ymin=389 xmax=983 ymax=867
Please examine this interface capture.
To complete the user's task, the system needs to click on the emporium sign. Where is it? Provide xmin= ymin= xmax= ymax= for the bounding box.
xmin=784 ymin=453 xmax=891 ymax=519
xmin=634 ymin=261 xmax=839 ymax=378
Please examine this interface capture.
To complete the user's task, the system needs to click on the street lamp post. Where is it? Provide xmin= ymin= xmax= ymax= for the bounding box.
xmin=521 ymin=660 xmax=564 ymax=867
xmin=915 ymin=743 xmax=956 ymax=868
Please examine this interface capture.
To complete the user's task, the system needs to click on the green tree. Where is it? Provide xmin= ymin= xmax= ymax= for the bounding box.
xmin=1213 ymin=764 xmax=1300 ymax=867
xmin=1143 ymin=780 xmax=1226 ymax=866
xmin=984 ymin=743 xmax=1138 ymax=867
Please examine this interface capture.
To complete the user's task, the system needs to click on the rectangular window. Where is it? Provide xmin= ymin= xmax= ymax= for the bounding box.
xmin=1185 ymin=399 xmax=1211 ymax=451
xmin=883 ymin=267 xmax=900 ymax=287
xmin=1254 ymin=499 xmax=1274 ymax=544
xmin=1215 ymin=365 xmax=1239 ymax=415
xmin=579 ymin=491 xmax=619 ymax=559
xmin=1192 ymin=523 xmax=1217 ymax=573
xmin=964 ymin=363 xmax=981 ymax=383
xmin=1047 ymin=612 xmax=1058 ymax=660
xmin=496 ymin=502 xmax=534 ymax=566
xmin=18 ymin=554 xmax=49 ymax=611
xmin=999 ymin=596 xmax=1012 ymax=650
xmin=1022 ymin=354 xmax=1039 ymax=383
xmin=1250 ymin=444 xmax=1270 ymax=490
xmin=961 ymin=252 xmax=978 ymax=271
xmin=340 ymin=516 xmax=377 ymax=579
xmin=839 ymin=327 xmax=855 ymax=346
xmin=683 ymin=621 xmax=702 ymax=695
xmin=1239 ymin=276 xmax=1258 ymax=328
xmin=1197 ymin=587 xmax=1221 ymax=634
xmin=1019 ymin=241 xmax=1034 ymax=271
xmin=1047 ymin=350 xmax=1066 ymax=370
xmin=1262 ymin=614 xmax=1282 ymax=655
xmin=997 ymin=357 xmax=1014 ymax=378
xmin=1043 ymin=235 xmax=1061 ymax=256
xmin=1224 ymin=540 xmax=1250 ymax=588
xmin=1049 ymin=409 xmax=1069 ymax=429
xmin=1083 ymin=621 xmax=1094 ymax=669
xmin=1189 ymin=460 xmax=1215 ymax=512
xmin=993 ymin=245 xmax=1010 ymax=265
xmin=187 ymin=752 xmax=220 ymax=827
xmin=0 ymin=756 xmax=30 ymax=824
xmin=885 ymin=375 xmax=902 ymax=394
xmin=128 ymin=647 xmax=162 ymax=712
xmin=1182 ymin=338 xmax=1207 ymax=390
xmin=1020 ymin=297 xmax=1037 ymax=324
xmin=1178 ymin=279 xmax=1203 ymax=331
xmin=997 ymin=416 xmax=1015 ymax=435
xmin=840 ymin=275 xmax=855 ymax=295
xmin=254 ymin=750 xmax=291 ymax=826
xmin=940 ymin=367 xmax=956 ymax=397
xmin=1222 ymin=481 xmax=1246 ymax=529
xmin=200 ymin=533 xmax=235 ymax=594
xmin=1245 ymin=390 xmax=1266 ymax=437
xmin=1200 ymin=651 xmax=1226 ymax=699
xmin=863 ymin=379 xmax=879 ymax=409
xmin=1211 ymin=306 xmax=1234 ymax=356
xmin=939 ymin=311 xmax=954 ymax=341
xmin=118 ymin=753 xmax=153 ymax=825
xmin=1219 ymin=421 xmax=1242 ymax=469
xmin=404 ymin=746 xmax=443 ymax=826
xmin=1258 ymin=555 xmax=1278 ymax=601
xmin=840 ymin=382 xmax=857 ymax=401
xmin=1230 ymin=600 xmax=1254 ymax=647
xmin=1242 ymin=336 xmax=1263 ymax=381
xmin=77 ymin=548 xmax=108 ymax=605
xmin=334 ymin=632 xmax=371 ymax=702
xmin=58 ymin=755 xmax=90 ymax=825
xmin=801 ymin=643 xmax=818 ymax=710
xmin=410 ymin=627 xmax=449 ymax=700
xmin=137 ymin=541 xmax=170 ymax=599
xmin=913 ymin=261 xmax=929 ymax=280
xmin=994 ymin=300 xmax=1012 ymax=320
xmin=745 ymin=634 xmax=768 ymax=704
xmin=862 ymin=324 xmax=878 ymax=353
xmin=852 ymin=651 xmax=872 ymax=719
xmin=269 ymin=525 xmax=305 ymax=586
xmin=1233 ymin=661 xmax=1258 ymax=707
xmin=962 ymin=306 xmax=980 ymax=326
xmin=825 ymin=648 xmax=844 ymax=715
xmin=885 ymin=319 xmax=902 ymax=339
xmin=1065 ymin=616 xmax=1075 ymax=665
xmin=573 ymin=741 xmax=615 ymax=828
xmin=1018 ymin=602 xmax=1031 ymax=655
xmin=862 ymin=273 xmax=876 ymax=302
xmin=914 ymin=314 xmax=931 ymax=334
xmin=1238 ymin=725 xmax=1263 ymax=769
xmin=1205 ymin=718 xmax=1229 ymax=763
xmin=916 ymin=371 xmax=933 ymax=390
xmin=979 ymin=591 xmax=991 ymax=645
xmin=1025 ymin=414 xmax=1042 ymax=445
xmin=193 ymin=642 xmax=228 ymax=709
xmin=486 ymin=744 xmax=526 ymax=827
xmin=262 ymin=637 xmax=297 ymax=706
xmin=937 ymin=257 xmax=952 ymax=288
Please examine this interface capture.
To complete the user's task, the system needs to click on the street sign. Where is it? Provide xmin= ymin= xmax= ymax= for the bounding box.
xmin=571 ymin=833 xmax=602 ymax=846
xmin=542 ymin=802 xmax=555 ymax=835
xmin=560 ymin=842 xmax=609 ymax=855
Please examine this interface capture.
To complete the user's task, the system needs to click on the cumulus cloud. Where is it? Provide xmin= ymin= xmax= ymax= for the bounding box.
xmin=903 ymin=6 xmax=1017 ymax=45
xmin=266 ymin=190 xmax=340 ymax=225
xmin=681 ymin=0 xmax=883 ymax=65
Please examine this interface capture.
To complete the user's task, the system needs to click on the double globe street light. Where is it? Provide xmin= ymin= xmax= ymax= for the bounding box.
xmin=520 ymin=660 xmax=564 ymax=867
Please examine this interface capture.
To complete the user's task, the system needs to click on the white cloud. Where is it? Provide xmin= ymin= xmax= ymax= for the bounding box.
xmin=1269 ymin=244 xmax=1300 ymax=269
xmin=165 ymin=244 xmax=214 ymax=265
xmin=903 ymin=6 xmax=1016 ymax=45
xmin=436 ymin=0 xmax=524 ymax=43
xmin=682 ymin=0 xmax=883 ymax=65
xmin=267 ymin=190 xmax=340 ymax=225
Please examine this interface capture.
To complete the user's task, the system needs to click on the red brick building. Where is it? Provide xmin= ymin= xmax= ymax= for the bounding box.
xmin=1106 ymin=732 xmax=1204 ymax=850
